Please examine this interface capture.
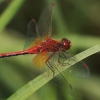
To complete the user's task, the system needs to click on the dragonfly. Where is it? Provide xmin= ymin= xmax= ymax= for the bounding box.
xmin=0 ymin=3 xmax=90 ymax=96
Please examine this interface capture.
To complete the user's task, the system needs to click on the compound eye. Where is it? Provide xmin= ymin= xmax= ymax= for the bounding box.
xmin=68 ymin=40 xmax=71 ymax=46
xmin=61 ymin=38 xmax=72 ymax=50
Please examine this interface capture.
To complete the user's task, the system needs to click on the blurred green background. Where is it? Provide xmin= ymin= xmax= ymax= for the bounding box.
xmin=0 ymin=0 xmax=100 ymax=100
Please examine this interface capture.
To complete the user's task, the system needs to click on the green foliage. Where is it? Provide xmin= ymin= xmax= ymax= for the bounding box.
xmin=7 ymin=45 xmax=100 ymax=100
xmin=0 ymin=0 xmax=100 ymax=100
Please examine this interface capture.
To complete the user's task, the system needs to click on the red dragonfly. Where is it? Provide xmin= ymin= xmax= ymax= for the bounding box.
xmin=0 ymin=3 xmax=89 ymax=96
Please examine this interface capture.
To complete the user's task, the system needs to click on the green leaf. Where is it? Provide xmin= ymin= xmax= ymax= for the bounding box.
xmin=0 ymin=0 xmax=26 ymax=32
xmin=7 ymin=45 xmax=100 ymax=100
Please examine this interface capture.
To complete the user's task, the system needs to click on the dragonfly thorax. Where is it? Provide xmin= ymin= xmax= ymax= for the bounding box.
xmin=40 ymin=38 xmax=72 ymax=52
xmin=40 ymin=38 xmax=60 ymax=52
xmin=61 ymin=38 xmax=72 ymax=51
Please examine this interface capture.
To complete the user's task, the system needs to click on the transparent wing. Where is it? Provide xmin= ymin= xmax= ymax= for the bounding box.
xmin=46 ymin=52 xmax=74 ymax=96
xmin=32 ymin=52 xmax=49 ymax=74
xmin=59 ymin=51 xmax=90 ymax=78
xmin=37 ymin=3 xmax=54 ymax=39
xmin=65 ymin=61 xmax=90 ymax=78
xmin=54 ymin=73 xmax=74 ymax=96
xmin=24 ymin=19 xmax=40 ymax=50
xmin=24 ymin=3 xmax=54 ymax=49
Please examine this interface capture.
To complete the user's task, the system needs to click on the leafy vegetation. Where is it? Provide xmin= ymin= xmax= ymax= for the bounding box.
xmin=0 ymin=0 xmax=100 ymax=100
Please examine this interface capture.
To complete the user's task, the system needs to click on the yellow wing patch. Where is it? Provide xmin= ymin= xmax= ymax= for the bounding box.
xmin=29 ymin=38 xmax=42 ymax=48
xmin=33 ymin=52 xmax=49 ymax=69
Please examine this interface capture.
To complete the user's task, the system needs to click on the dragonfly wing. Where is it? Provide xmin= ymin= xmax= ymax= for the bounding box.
xmin=24 ymin=4 xmax=54 ymax=49
xmin=58 ymin=51 xmax=90 ymax=78
xmin=37 ymin=3 xmax=54 ymax=39
xmin=46 ymin=52 xmax=74 ymax=96
xmin=24 ymin=19 xmax=40 ymax=50
xmin=65 ymin=62 xmax=90 ymax=78
xmin=54 ymin=73 xmax=74 ymax=96
xmin=32 ymin=52 xmax=49 ymax=73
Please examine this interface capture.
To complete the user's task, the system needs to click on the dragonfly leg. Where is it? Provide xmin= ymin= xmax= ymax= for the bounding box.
xmin=58 ymin=51 xmax=71 ymax=66
xmin=46 ymin=60 xmax=55 ymax=77
xmin=46 ymin=52 xmax=56 ymax=77
xmin=58 ymin=51 xmax=78 ymax=66
xmin=64 ymin=51 xmax=77 ymax=62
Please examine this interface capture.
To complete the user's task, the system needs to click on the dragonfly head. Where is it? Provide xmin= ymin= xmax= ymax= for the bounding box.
xmin=61 ymin=38 xmax=72 ymax=50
